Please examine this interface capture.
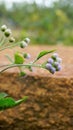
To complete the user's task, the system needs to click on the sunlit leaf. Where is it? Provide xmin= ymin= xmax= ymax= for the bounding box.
xmin=14 ymin=52 xmax=24 ymax=64
xmin=19 ymin=71 xmax=26 ymax=76
xmin=36 ymin=50 xmax=55 ymax=61
xmin=15 ymin=96 xmax=28 ymax=106
xmin=0 ymin=97 xmax=15 ymax=110
xmin=0 ymin=96 xmax=28 ymax=111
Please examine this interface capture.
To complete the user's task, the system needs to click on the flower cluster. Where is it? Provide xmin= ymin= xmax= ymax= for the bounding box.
xmin=45 ymin=53 xmax=62 ymax=74
xmin=0 ymin=25 xmax=62 ymax=75
xmin=20 ymin=38 xmax=30 ymax=48
xmin=0 ymin=25 xmax=30 ymax=51
xmin=1 ymin=25 xmax=15 ymax=43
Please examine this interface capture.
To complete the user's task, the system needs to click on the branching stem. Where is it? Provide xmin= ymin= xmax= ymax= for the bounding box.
xmin=0 ymin=63 xmax=43 ymax=73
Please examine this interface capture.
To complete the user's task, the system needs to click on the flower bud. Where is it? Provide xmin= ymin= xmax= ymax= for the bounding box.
xmin=25 ymin=38 xmax=30 ymax=44
xmin=9 ymin=37 xmax=15 ymax=43
xmin=46 ymin=63 xmax=52 ymax=70
xmin=46 ymin=63 xmax=56 ymax=74
xmin=20 ymin=41 xmax=27 ymax=48
xmin=4 ymin=29 xmax=11 ymax=37
xmin=52 ymin=53 xmax=58 ymax=60
xmin=46 ymin=53 xmax=62 ymax=74
xmin=56 ymin=57 xmax=62 ymax=63
xmin=54 ymin=61 xmax=59 ymax=67
xmin=50 ymin=67 xmax=56 ymax=74
xmin=1 ymin=25 xmax=7 ymax=32
xmin=48 ymin=58 xmax=54 ymax=64
xmin=56 ymin=65 xmax=62 ymax=71
xmin=23 ymin=53 xmax=31 ymax=59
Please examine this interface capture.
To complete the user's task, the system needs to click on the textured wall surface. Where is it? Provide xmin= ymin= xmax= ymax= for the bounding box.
xmin=0 ymin=73 xmax=73 ymax=130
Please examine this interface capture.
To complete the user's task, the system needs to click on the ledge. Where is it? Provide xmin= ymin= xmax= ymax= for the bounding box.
xmin=0 ymin=45 xmax=73 ymax=130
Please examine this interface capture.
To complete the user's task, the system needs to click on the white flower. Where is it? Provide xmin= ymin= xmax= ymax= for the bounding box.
xmin=4 ymin=29 xmax=12 ymax=37
xmin=1 ymin=25 xmax=7 ymax=32
xmin=20 ymin=41 xmax=27 ymax=48
xmin=25 ymin=38 xmax=30 ymax=44
xmin=9 ymin=37 xmax=15 ymax=42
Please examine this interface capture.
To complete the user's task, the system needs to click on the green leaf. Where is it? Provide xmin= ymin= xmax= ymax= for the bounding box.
xmin=35 ymin=50 xmax=55 ymax=62
xmin=0 ymin=92 xmax=8 ymax=99
xmin=0 ymin=97 xmax=15 ymax=110
xmin=19 ymin=71 xmax=26 ymax=76
xmin=0 ymin=96 xmax=28 ymax=111
xmin=15 ymin=96 xmax=28 ymax=106
xmin=14 ymin=52 xmax=24 ymax=64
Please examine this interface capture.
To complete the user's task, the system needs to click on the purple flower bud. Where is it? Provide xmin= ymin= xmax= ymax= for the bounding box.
xmin=23 ymin=53 xmax=31 ymax=59
xmin=52 ymin=53 xmax=58 ymax=60
xmin=45 ymin=63 xmax=52 ymax=70
xmin=26 ymin=53 xmax=31 ymax=59
xmin=54 ymin=62 xmax=59 ymax=67
xmin=53 ymin=53 xmax=58 ymax=57
xmin=46 ymin=53 xmax=62 ymax=74
xmin=48 ymin=58 xmax=54 ymax=64
xmin=56 ymin=65 xmax=62 ymax=71
xmin=50 ymin=67 xmax=56 ymax=74
xmin=46 ymin=63 xmax=56 ymax=74
xmin=56 ymin=57 xmax=62 ymax=63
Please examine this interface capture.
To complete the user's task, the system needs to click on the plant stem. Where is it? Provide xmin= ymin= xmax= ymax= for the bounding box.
xmin=0 ymin=42 xmax=20 ymax=51
xmin=0 ymin=63 xmax=42 ymax=73
xmin=0 ymin=64 xmax=10 ymax=68
xmin=0 ymin=36 xmax=6 ymax=47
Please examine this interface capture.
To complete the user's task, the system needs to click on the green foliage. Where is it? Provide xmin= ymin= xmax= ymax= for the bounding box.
xmin=0 ymin=92 xmax=28 ymax=110
xmin=19 ymin=71 xmax=26 ymax=76
xmin=0 ymin=0 xmax=73 ymax=45
xmin=36 ymin=50 xmax=55 ymax=61
xmin=14 ymin=52 xmax=24 ymax=64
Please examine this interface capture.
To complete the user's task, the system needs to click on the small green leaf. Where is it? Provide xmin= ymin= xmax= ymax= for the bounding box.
xmin=0 ymin=92 xmax=8 ymax=99
xmin=15 ymin=96 xmax=28 ymax=106
xmin=14 ymin=52 xmax=24 ymax=64
xmin=36 ymin=50 xmax=55 ymax=61
xmin=0 ymin=96 xmax=28 ymax=111
xmin=19 ymin=71 xmax=26 ymax=76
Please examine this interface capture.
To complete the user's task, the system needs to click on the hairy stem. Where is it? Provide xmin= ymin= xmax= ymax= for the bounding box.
xmin=0 ymin=42 xmax=20 ymax=51
xmin=0 ymin=63 xmax=42 ymax=73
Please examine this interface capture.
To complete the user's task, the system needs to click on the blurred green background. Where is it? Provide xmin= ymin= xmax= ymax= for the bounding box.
xmin=0 ymin=0 xmax=73 ymax=45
